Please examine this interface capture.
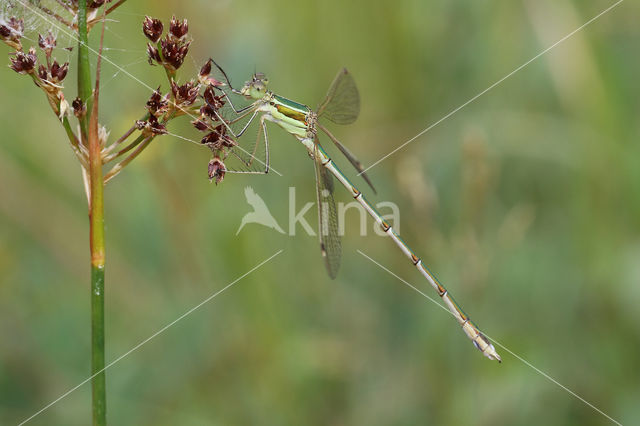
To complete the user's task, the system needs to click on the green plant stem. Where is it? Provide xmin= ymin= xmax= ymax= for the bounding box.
xmin=103 ymin=133 xmax=146 ymax=163
xmin=103 ymin=113 xmax=149 ymax=156
xmin=90 ymin=264 xmax=106 ymax=425
xmin=103 ymin=136 xmax=153 ymax=183
xmin=78 ymin=1 xmax=106 ymax=424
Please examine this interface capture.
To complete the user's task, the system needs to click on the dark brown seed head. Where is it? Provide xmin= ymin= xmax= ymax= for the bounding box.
xmin=208 ymin=157 xmax=226 ymax=184
xmin=160 ymin=37 xmax=191 ymax=70
xmin=203 ymin=86 xmax=226 ymax=110
xmin=37 ymin=64 xmax=48 ymax=80
xmin=142 ymin=16 xmax=163 ymax=43
xmin=72 ymin=97 xmax=86 ymax=118
xmin=135 ymin=115 xmax=167 ymax=135
xmin=201 ymin=131 xmax=222 ymax=145
xmin=10 ymin=47 xmax=37 ymax=74
xmin=38 ymin=31 xmax=57 ymax=56
xmin=139 ymin=116 xmax=165 ymax=134
xmin=50 ymin=61 xmax=69 ymax=82
xmin=146 ymin=87 xmax=169 ymax=115
xmin=200 ymin=59 xmax=212 ymax=77
xmin=0 ymin=25 xmax=10 ymax=39
xmin=199 ymin=103 xmax=216 ymax=119
xmin=169 ymin=16 xmax=188 ymax=39
xmin=201 ymin=125 xmax=235 ymax=150
xmin=146 ymin=43 xmax=161 ymax=65
xmin=192 ymin=119 xmax=209 ymax=132
xmin=148 ymin=115 xmax=168 ymax=135
xmin=198 ymin=59 xmax=226 ymax=87
xmin=170 ymin=79 xmax=199 ymax=106
xmin=1 ymin=17 xmax=24 ymax=50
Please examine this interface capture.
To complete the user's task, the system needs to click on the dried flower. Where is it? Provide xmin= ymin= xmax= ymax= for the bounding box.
xmin=169 ymin=16 xmax=188 ymax=39
xmin=200 ymin=59 xmax=212 ymax=77
xmin=192 ymin=119 xmax=209 ymax=132
xmin=0 ymin=24 xmax=10 ymax=39
xmin=0 ymin=17 xmax=24 ymax=50
xmin=170 ymin=79 xmax=199 ymax=106
xmin=198 ymin=59 xmax=225 ymax=87
xmin=201 ymin=124 xmax=235 ymax=150
xmin=98 ymin=125 xmax=110 ymax=148
xmin=160 ymin=37 xmax=190 ymax=71
xmin=10 ymin=47 xmax=37 ymax=74
xmin=142 ymin=16 xmax=163 ymax=43
xmin=136 ymin=115 xmax=167 ymax=136
xmin=203 ymin=86 xmax=226 ymax=111
xmin=208 ymin=156 xmax=226 ymax=184
xmin=145 ymin=87 xmax=169 ymax=115
xmin=146 ymin=43 xmax=162 ymax=66
xmin=50 ymin=61 xmax=69 ymax=82
xmin=72 ymin=97 xmax=86 ymax=118
xmin=199 ymin=103 xmax=217 ymax=120
xmin=58 ymin=95 xmax=70 ymax=120
xmin=37 ymin=64 xmax=48 ymax=80
xmin=148 ymin=116 xmax=167 ymax=134
xmin=38 ymin=32 xmax=57 ymax=57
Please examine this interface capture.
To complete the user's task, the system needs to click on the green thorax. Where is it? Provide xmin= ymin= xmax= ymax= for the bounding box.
xmin=272 ymin=94 xmax=311 ymax=124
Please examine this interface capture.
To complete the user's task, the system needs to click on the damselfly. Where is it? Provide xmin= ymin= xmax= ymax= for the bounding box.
xmin=201 ymin=60 xmax=501 ymax=362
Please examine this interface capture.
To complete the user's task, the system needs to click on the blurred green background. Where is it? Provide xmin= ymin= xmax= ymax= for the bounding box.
xmin=1 ymin=0 xmax=639 ymax=424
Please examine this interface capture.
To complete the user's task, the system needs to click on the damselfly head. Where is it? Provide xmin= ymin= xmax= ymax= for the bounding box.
xmin=240 ymin=72 xmax=269 ymax=100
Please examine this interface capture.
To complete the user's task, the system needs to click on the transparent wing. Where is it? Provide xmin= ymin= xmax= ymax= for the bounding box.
xmin=313 ymin=140 xmax=342 ymax=279
xmin=316 ymin=68 xmax=360 ymax=125
xmin=316 ymin=123 xmax=376 ymax=194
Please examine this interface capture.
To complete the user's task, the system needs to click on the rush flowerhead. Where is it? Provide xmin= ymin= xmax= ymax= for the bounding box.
xmin=38 ymin=31 xmax=56 ymax=57
xmin=145 ymin=87 xmax=169 ymax=116
xmin=160 ymin=37 xmax=190 ymax=71
xmin=201 ymin=124 xmax=236 ymax=151
xmin=170 ymin=79 xmax=199 ymax=107
xmin=49 ymin=60 xmax=69 ymax=82
xmin=142 ymin=16 xmax=163 ymax=43
xmin=203 ymin=86 xmax=226 ymax=111
xmin=208 ymin=156 xmax=226 ymax=184
xmin=200 ymin=59 xmax=211 ymax=77
xmin=191 ymin=118 xmax=209 ymax=132
xmin=146 ymin=43 xmax=161 ymax=65
xmin=169 ymin=16 xmax=188 ymax=39
xmin=0 ymin=17 xmax=24 ymax=50
xmin=136 ymin=115 xmax=167 ymax=136
xmin=198 ymin=59 xmax=224 ymax=87
xmin=72 ymin=97 xmax=86 ymax=118
xmin=10 ymin=47 xmax=37 ymax=74
xmin=143 ymin=16 xmax=192 ymax=73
